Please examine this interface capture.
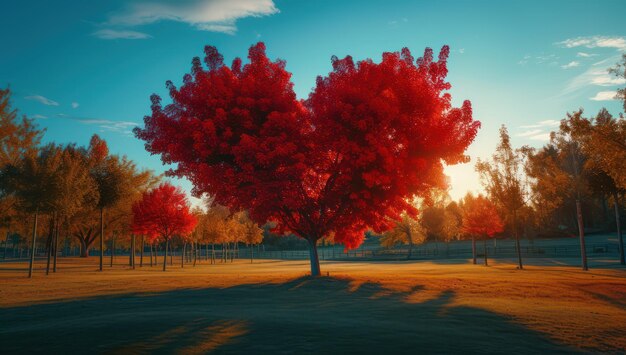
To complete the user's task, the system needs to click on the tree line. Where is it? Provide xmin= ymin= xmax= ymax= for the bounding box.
xmin=0 ymin=87 xmax=264 ymax=276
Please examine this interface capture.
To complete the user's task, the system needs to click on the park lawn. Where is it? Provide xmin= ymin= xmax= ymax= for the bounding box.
xmin=0 ymin=257 xmax=625 ymax=353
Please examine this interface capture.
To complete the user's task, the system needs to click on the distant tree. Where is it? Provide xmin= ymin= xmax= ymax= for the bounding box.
xmin=235 ymin=211 xmax=264 ymax=262
xmin=564 ymin=108 xmax=625 ymax=265
xmin=4 ymin=145 xmax=63 ymax=277
xmin=476 ymin=125 xmax=527 ymax=269
xmin=132 ymin=183 xmax=197 ymax=271
xmin=380 ymin=213 xmax=425 ymax=258
xmin=0 ymin=87 xmax=43 ymax=231
xmin=461 ymin=193 xmax=504 ymax=266
xmin=608 ymin=54 xmax=626 ymax=112
xmin=135 ymin=43 xmax=480 ymax=276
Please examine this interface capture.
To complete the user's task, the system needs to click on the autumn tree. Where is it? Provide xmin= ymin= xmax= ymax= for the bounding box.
xmin=132 ymin=182 xmax=197 ymax=271
xmin=609 ymin=54 xmax=626 ymax=112
xmin=235 ymin=211 xmax=263 ymax=262
xmin=3 ymin=144 xmax=64 ymax=277
xmin=461 ymin=193 xmax=504 ymax=266
xmin=135 ymin=42 xmax=479 ymax=276
xmin=476 ymin=125 xmax=527 ymax=269
xmin=380 ymin=213 xmax=425 ymax=258
xmin=564 ymin=108 xmax=625 ymax=265
xmin=0 ymin=87 xmax=43 ymax=235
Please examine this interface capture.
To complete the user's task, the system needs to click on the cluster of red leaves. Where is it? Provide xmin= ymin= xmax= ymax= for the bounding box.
xmin=461 ymin=195 xmax=504 ymax=238
xmin=136 ymin=42 xmax=480 ymax=249
xmin=131 ymin=182 xmax=197 ymax=243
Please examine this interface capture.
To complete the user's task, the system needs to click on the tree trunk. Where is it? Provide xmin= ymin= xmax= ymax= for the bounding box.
xmin=407 ymin=230 xmax=414 ymax=259
xmin=149 ymin=244 xmax=153 ymax=267
xmin=307 ymin=238 xmax=321 ymax=277
xmin=28 ymin=211 xmax=39 ymax=278
xmin=140 ymin=235 xmax=144 ymax=267
xmin=576 ymin=199 xmax=588 ymax=271
xmin=471 ymin=236 xmax=476 ymax=265
xmin=99 ymin=208 xmax=104 ymax=271
xmin=212 ymin=243 xmax=215 ymax=264
xmin=46 ymin=214 xmax=55 ymax=275
xmin=250 ymin=244 xmax=254 ymax=263
xmin=614 ymin=192 xmax=624 ymax=265
xmin=169 ymin=242 xmax=173 ymax=266
xmin=79 ymin=238 xmax=89 ymax=258
xmin=3 ymin=231 xmax=8 ymax=260
xmin=484 ymin=239 xmax=488 ymax=266
xmin=513 ymin=209 xmax=523 ymax=270
xmin=53 ymin=221 xmax=59 ymax=273
xmin=131 ymin=234 xmax=136 ymax=269
xmin=163 ymin=238 xmax=169 ymax=271
xmin=181 ymin=242 xmax=186 ymax=268
xmin=193 ymin=242 xmax=197 ymax=267
xmin=110 ymin=234 xmax=115 ymax=267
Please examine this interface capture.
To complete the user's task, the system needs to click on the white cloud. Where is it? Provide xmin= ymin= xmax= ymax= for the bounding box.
xmin=590 ymin=91 xmax=617 ymax=101
xmin=562 ymin=55 xmax=625 ymax=94
xmin=528 ymin=133 xmax=551 ymax=141
xmin=561 ymin=61 xmax=580 ymax=69
xmin=56 ymin=114 xmax=137 ymax=134
xmin=106 ymin=0 xmax=279 ymax=35
xmin=520 ymin=120 xmax=560 ymax=129
xmin=24 ymin=95 xmax=59 ymax=106
xmin=92 ymin=29 xmax=151 ymax=40
xmin=71 ymin=102 xmax=79 ymax=109
xmin=517 ymin=129 xmax=543 ymax=137
xmin=31 ymin=114 xmax=47 ymax=119
xmin=458 ymin=48 xmax=465 ymax=54
xmin=576 ymin=52 xmax=596 ymax=58
xmin=557 ymin=36 xmax=626 ymax=51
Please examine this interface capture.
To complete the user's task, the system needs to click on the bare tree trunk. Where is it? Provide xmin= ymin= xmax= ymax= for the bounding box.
xmin=307 ymin=238 xmax=321 ymax=277
xmin=3 ymin=231 xmax=9 ymax=260
xmin=131 ymin=235 xmax=136 ymax=269
xmin=149 ymin=244 xmax=153 ymax=267
xmin=140 ymin=235 xmax=144 ymax=267
xmin=193 ymin=242 xmax=197 ymax=267
xmin=110 ymin=233 xmax=115 ymax=267
xmin=472 ymin=236 xmax=476 ymax=265
xmin=513 ymin=209 xmax=523 ymax=270
xmin=614 ymin=192 xmax=624 ymax=265
xmin=407 ymin=230 xmax=414 ymax=259
xmin=99 ymin=208 xmax=104 ymax=271
xmin=28 ymin=210 xmax=39 ymax=278
xmin=53 ymin=220 xmax=59 ymax=273
xmin=576 ymin=199 xmax=588 ymax=271
xmin=79 ymin=238 xmax=89 ymax=258
xmin=169 ymin=242 xmax=173 ymax=266
xmin=163 ymin=238 xmax=169 ymax=271
xmin=181 ymin=242 xmax=185 ymax=268
xmin=46 ymin=214 xmax=55 ymax=275
xmin=484 ymin=239 xmax=488 ymax=266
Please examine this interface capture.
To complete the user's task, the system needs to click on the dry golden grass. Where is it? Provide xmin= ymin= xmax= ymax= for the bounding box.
xmin=1 ymin=257 xmax=625 ymax=353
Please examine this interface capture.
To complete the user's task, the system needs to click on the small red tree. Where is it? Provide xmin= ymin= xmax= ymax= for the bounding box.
xmin=461 ymin=194 xmax=504 ymax=266
xmin=135 ymin=43 xmax=480 ymax=276
xmin=131 ymin=183 xmax=197 ymax=271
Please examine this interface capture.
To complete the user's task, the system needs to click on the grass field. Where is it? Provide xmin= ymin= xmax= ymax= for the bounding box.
xmin=1 ymin=257 xmax=625 ymax=354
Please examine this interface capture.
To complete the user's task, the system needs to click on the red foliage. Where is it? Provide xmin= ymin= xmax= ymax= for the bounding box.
xmin=461 ymin=195 xmax=504 ymax=238
xmin=131 ymin=183 xmax=197 ymax=243
xmin=135 ymin=42 xmax=479 ymax=250
xmin=88 ymin=134 xmax=109 ymax=163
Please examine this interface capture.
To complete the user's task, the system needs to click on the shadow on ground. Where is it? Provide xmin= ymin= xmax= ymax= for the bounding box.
xmin=0 ymin=277 xmax=579 ymax=354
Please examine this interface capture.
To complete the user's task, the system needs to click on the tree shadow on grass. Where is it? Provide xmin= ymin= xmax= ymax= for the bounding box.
xmin=0 ymin=277 xmax=580 ymax=354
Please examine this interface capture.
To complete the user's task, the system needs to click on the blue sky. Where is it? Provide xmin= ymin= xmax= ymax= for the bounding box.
xmin=1 ymin=0 xmax=625 ymax=204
